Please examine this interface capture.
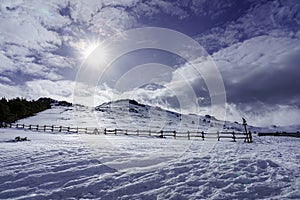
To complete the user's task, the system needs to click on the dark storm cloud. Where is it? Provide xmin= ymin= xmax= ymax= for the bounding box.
xmin=224 ymin=48 xmax=300 ymax=107
xmin=211 ymin=34 xmax=300 ymax=112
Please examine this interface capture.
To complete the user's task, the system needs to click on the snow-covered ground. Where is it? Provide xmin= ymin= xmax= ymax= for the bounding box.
xmin=1 ymin=128 xmax=300 ymax=199
xmin=0 ymin=103 xmax=300 ymax=199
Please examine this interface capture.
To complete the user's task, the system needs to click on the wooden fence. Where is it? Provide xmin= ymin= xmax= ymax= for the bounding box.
xmin=0 ymin=122 xmax=253 ymax=142
xmin=258 ymin=132 xmax=300 ymax=138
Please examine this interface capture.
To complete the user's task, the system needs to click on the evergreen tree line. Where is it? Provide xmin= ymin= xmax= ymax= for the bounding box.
xmin=0 ymin=97 xmax=54 ymax=123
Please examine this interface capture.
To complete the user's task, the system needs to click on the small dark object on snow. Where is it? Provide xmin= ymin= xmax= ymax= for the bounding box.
xmin=14 ymin=136 xmax=29 ymax=142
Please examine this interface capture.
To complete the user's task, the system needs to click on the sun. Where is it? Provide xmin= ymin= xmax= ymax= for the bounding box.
xmin=74 ymin=39 xmax=108 ymax=62
xmin=83 ymin=42 xmax=99 ymax=58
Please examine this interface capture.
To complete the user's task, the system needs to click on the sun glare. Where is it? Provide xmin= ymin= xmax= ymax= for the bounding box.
xmin=74 ymin=39 xmax=108 ymax=62
xmin=83 ymin=43 xmax=99 ymax=58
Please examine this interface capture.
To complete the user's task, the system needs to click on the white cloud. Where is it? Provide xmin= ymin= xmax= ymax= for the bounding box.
xmin=195 ymin=0 xmax=300 ymax=53
xmin=0 ymin=79 xmax=74 ymax=102
xmin=0 ymin=83 xmax=23 ymax=99
xmin=0 ymin=52 xmax=15 ymax=73
xmin=24 ymin=80 xmax=74 ymax=101
xmin=0 ymin=76 xmax=11 ymax=83
xmin=42 ymin=53 xmax=76 ymax=69
xmin=0 ymin=0 xmax=70 ymax=81
xmin=0 ymin=13 xmax=61 ymax=51
xmin=147 ymin=0 xmax=188 ymax=19
xmin=225 ymin=103 xmax=300 ymax=127
xmin=90 ymin=6 xmax=137 ymax=36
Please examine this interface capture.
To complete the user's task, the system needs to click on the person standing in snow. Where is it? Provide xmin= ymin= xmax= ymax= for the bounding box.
xmin=242 ymin=118 xmax=252 ymax=143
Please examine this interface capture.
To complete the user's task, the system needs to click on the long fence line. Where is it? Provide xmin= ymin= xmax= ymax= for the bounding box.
xmin=0 ymin=122 xmax=253 ymax=143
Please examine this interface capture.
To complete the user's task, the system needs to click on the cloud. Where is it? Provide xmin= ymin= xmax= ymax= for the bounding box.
xmin=0 ymin=76 xmax=11 ymax=83
xmin=194 ymin=0 xmax=300 ymax=53
xmin=0 ymin=9 xmax=62 ymax=50
xmin=0 ymin=79 xmax=75 ymax=102
xmin=25 ymin=80 xmax=74 ymax=100
xmin=41 ymin=52 xmax=76 ymax=69
xmin=0 ymin=0 xmax=71 ymax=83
xmin=206 ymin=35 xmax=300 ymax=126
xmin=146 ymin=0 xmax=188 ymax=19
xmin=0 ymin=83 xmax=23 ymax=99
xmin=0 ymin=53 xmax=15 ymax=73
xmin=213 ymin=35 xmax=300 ymax=106
xmin=188 ymin=0 xmax=243 ymax=20
xmin=89 ymin=6 xmax=137 ymax=36
xmin=225 ymin=103 xmax=300 ymax=127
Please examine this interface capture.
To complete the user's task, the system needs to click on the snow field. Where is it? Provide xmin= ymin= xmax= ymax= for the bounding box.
xmin=0 ymin=128 xmax=299 ymax=199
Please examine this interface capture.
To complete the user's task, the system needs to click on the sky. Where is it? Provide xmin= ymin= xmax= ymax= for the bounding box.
xmin=0 ymin=0 xmax=300 ymax=127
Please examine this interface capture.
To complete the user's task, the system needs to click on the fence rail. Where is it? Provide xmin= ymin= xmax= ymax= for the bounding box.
xmin=0 ymin=122 xmax=253 ymax=142
xmin=258 ymin=132 xmax=300 ymax=138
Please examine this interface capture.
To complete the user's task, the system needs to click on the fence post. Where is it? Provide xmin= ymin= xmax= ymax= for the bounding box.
xmin=114 ymin=129 xmax=117 ymax=135
xmin=173 ymin=131 xmax=176 ymax=139
xmin=248 ymin=131 xmax=252 ymax=143
xmin=29 ymin=125 xmax=31 ymax=130
xmin=85 ymin=127 xmax=88 ymax=134
xmin=93 ymin=128 xmax=99 ymax=134
xmin=36 ymin=125 xmax=39 ymax=131
xmin=232 ymin=131 xmax=236 ymax=142
xmin=217 ymin=131 xmax=220 ymax=141
xmin=51 ymin=125 xmax=54 ymax=132
xmin=187 ymin=131 xmax=190 ymax=140
xmin=59 ymin=126 xmax=62 ymax=132
xmin=44 ymin=125 xmax=46 ymax=132
xmin=149 ymin=130 xmax=151 ymax=136
xmin=160 ymin=130 xmax=163 ymax=138
xmin=76 ymin=127 xmax=79 ymax=133
xmin=202 ymin=131 xmax=205 ymax=141
xmin=104 ymin=128 xmax=106 ymax=135
xmin=244 ymin=132 xmax=248 ymax=143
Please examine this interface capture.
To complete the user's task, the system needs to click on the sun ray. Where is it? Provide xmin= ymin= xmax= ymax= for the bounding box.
xmin=73 ymin=38 xmax=108 ymax=63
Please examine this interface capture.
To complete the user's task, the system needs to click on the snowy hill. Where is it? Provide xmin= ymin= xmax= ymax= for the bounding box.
xmin=16 ymin=99 xmax=300 ymax=134
xmin=17 ymin=98 xmax=243 ymax=133
xmin=95 ymin=99 xmax=211 ymax=132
